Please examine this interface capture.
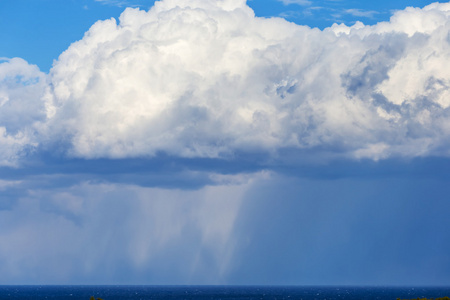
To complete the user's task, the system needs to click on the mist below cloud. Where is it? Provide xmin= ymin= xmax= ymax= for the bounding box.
xmin=1 ymin=169 xmax=449 ymax=285
xmin=0 ymin=176 xmax=256 ymax=284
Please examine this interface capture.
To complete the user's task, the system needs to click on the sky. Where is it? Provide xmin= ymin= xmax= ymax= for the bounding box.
xmin=1 ymin=0 xmax=450 ymax=286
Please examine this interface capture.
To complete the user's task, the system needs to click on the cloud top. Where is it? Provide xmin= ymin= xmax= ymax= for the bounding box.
xmin=2 ymin=1 xmax=450 ymax=165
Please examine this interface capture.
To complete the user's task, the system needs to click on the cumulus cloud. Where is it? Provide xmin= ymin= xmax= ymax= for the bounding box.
xmin=0 ymin=58 xmax=46 ymax=166
xmin=2 ymin=0 xmax=450 ymax=164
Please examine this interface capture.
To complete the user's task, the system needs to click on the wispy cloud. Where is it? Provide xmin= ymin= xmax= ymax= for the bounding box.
xmin=94 ymin=0 xmax=141 ymax=7
xmin=345 ymin=8 xmax=379 ymax=18
xmin=279 ymin=6 xmax=323 ymax=19
xmin=279 ymin=5 xmax=380 ymax=24
xmin=277 ymin=0 xmax=312 ymax=6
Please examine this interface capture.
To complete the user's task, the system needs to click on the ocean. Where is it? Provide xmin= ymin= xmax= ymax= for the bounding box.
xmin=0 ymin=286 xmax=449 ymax=300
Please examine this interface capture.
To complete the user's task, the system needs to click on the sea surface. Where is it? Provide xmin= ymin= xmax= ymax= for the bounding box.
xmin=0 ymin=286 xmax=449 ymax=300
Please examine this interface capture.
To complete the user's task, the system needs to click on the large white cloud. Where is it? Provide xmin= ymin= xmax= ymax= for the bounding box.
xmin=3 ymin=0 xmax=450 ymax=164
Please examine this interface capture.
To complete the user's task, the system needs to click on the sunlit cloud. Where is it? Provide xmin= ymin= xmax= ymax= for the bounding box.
xmin=2 ymin=1 xmax=450 ymax=166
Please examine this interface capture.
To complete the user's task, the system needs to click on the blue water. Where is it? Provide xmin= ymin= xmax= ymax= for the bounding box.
xmin=0 ymin=286 xmax=449 ymax=300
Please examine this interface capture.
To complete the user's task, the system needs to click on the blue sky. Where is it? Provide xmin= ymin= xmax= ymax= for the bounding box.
xmin=1 ymin=0 xmax=450 ymax=285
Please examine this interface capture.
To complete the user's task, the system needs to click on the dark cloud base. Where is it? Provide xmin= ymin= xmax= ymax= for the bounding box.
xmin=2 ymin=153 xmax=450 ymax=190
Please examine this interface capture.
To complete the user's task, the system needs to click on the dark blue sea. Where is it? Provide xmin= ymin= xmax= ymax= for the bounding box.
xmin=0 ymin=286 xmax=449 ymax=300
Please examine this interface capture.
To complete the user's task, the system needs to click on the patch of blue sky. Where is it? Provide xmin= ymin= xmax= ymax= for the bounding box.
xmin=250 ymin=0 xmax=439 ymax=28
xmin=11 ymin=75 xmax=40 ymax=86
xmin=0 ymin=0 xmax=151 ymax=72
